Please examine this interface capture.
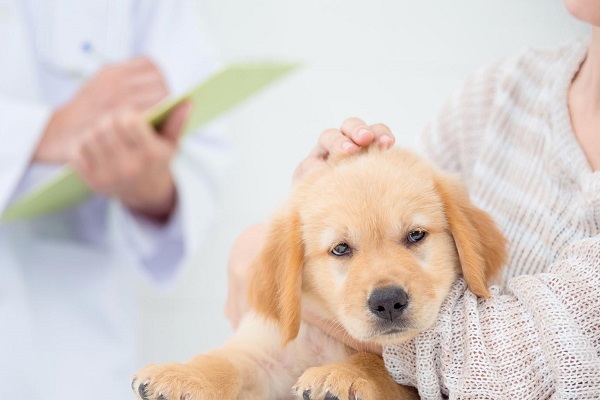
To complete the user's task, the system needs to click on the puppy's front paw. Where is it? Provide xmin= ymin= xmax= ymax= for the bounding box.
xmin=131 ymin=356 xmax=241 ymax=400
xmin=293 ymin=364 xmax=378 ymax=400
xmin=292 ymin=354 xmax=419 ymax=400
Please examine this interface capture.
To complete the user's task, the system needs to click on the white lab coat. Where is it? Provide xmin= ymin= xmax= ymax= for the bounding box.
xmin=0 ymin=1 xmax=227 ymax=399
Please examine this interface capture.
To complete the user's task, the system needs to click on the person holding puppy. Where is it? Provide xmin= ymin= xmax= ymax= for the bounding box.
xmin=227 ymin=0 xmax=600 ymax=397
xmin=0 ymin=1 xmax=226 ymax=399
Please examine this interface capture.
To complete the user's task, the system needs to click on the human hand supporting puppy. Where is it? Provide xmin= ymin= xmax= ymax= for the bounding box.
xmin=293 ymin=117 xmax=395 ymax=183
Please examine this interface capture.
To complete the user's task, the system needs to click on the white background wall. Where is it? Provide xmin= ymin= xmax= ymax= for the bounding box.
xmin=135 ymin=0 xmax=588 ymax=366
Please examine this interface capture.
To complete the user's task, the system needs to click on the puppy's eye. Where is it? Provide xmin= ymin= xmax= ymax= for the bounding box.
xmin=407 ymin=229 xmax=427 ymax=244
xmin=331 ymin=243 xmax=352 ymax=256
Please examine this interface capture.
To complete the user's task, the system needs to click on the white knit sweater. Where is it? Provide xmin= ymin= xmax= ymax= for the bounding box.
xmin=383 ymin=39 xmax=600 ymax=399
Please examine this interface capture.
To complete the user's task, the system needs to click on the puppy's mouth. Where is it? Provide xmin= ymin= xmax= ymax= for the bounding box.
xmin=379 ymin=327 xmax=405 ymax=335
xmin=363 ymin=317 xmax=422 ymax=344
xmin=340 ymin=305 xmax=422 ymax=344
xmin=371 ymin=322 xmax=410 ymax=338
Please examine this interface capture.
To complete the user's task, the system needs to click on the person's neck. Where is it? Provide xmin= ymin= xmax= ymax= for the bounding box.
xmin=573 ymin=28 xmax=600 ymax=107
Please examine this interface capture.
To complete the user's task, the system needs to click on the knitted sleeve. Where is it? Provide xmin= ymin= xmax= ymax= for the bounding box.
xmin=384 ymin=44 xmax=600 ymax=397
xmin=383 ymin=236 xmax=600 ymax=399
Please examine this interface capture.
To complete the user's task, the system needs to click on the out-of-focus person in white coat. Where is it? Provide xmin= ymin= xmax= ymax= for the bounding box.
xmin=0 ymin=1 xmax=227 ymax=399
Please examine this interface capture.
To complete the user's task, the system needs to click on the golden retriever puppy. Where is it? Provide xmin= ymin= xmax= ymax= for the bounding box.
xmin=132 ymin=147 xmax=506 ymax=400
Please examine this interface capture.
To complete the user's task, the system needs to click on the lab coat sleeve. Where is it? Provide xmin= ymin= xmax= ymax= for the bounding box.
xmin=112 ymin=0 xmax=228 ymax=283
xmin=0 ymin=95 xmax=51 ymax=213
xmin=113 ymin=129 xmax=228 ymax=283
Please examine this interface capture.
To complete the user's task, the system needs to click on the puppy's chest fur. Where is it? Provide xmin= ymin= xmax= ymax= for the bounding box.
xmin=227 ymin=312 xmax=353 ymax=399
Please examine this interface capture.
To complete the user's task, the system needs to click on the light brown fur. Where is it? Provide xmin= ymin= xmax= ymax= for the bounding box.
xmin=132 ymin=147 xmax=506 ymax=400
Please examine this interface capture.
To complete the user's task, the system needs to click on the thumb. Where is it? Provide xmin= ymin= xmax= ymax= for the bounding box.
xmin=159 ymin=101 xmax=192 ymax=144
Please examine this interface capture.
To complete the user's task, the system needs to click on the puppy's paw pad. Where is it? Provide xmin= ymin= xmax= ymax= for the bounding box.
xmin=132 ymin=355 xmax=244 ymax=400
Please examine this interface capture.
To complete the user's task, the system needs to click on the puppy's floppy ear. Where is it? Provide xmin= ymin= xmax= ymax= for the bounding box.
xmin=434 ymin=173 xmax=506 ymax=297
xmin=247 ymin=208 xmax=304 ymax=345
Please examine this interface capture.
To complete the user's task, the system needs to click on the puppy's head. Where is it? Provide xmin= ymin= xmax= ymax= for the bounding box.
xmin=248 ymin=148 xmax=505 ymax=345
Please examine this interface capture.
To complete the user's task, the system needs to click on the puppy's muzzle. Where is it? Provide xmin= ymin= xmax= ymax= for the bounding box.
xmin=368 ymin=286 xmax=409 ymax=322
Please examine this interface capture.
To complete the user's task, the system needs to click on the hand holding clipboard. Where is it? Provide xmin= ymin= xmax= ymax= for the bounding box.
xmin=2 ymin=63 xmax=296 ymax=221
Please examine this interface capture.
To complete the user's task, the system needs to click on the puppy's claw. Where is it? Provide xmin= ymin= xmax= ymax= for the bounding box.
xmin=349 ymin=385 xmax=361 ymax=400
xmin=325 ymin=393 xmax=339 ymax=400
xmin=303 ymin=389 xmax=312 ymax=400
xmin=138 ymin=382 xmax=149 ymax=400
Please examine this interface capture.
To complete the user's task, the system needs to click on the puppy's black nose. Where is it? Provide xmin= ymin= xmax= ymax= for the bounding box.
xmin=368 ymin=286 xmax=409 ymax=322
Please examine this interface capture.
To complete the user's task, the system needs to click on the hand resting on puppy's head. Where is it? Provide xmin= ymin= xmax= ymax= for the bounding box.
xmin=132 ymin=147 xmax=506 ymax=400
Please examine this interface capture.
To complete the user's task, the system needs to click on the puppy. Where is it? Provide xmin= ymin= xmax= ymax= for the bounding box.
xmin=132 ymin=147 xmax=506 ymax=400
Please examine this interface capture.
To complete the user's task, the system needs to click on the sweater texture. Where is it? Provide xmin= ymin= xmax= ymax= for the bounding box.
xmin=383 ymin=39 xmax=600 ymax=399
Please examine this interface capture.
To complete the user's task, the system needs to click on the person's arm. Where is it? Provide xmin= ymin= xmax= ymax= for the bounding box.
xmin=380 ymin=51 xmax=600 ymax=398
xmin=383 ymin=235 xmax=600 ymax=398
xmin=2 ymin=52 xmax=176 ymax=211
xmin=112 ymin=0 xmax=227 ymax=281
xmin=112 ymin=115 xmax=228 ymax=282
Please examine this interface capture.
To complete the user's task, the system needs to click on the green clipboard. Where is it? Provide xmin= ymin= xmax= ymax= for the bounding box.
xmin=2 ymin=62 xmax=297 ymax=222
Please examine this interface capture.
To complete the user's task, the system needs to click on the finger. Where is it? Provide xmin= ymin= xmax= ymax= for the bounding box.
xmin=122 ymin=56 xmax=156 ymax=73
xmin=81 ymin=137 xmax=98 ymax=170
xmin=69 ymin=139 xmax=93 ymax=178
xmin=115 ymin=109 xmax=155 ymax=154
xmin=159 ymin=101 xmax=192 ymax=144
xmin=92 ymin=120 xmax=123 ymax=186
xmin=113 ymin=110 xmax=177 ymax=194
xmin=127 ymin=89 xmax=169 ymax=111
xmin=119 ymin=110 xmax=172 ymax=169
xmin=79 ymin=127 xmax=104 ymax=168
xmin=95 ymin=118 xmax=120 ymax=158
xmin=314 ymin=128 xmax=359 ymax=160
xmin=292 ymin=157 xmax=327 ymax=184
xmin=74 ymin=130 xmax=108 ymax=189
xmin=119 ymin=72 xmax=168 ymax=110
xmin=370 ymin=123 xmax=395 ymax=149
xmin=107 ymin=59 xmax=167 ymax=108
xmin=125 ymin=72 xmax=168 ymax=95
xmin=108 ymin=116 xmax=144 ymax=182
xmin=118 ymin=117 xmax=143 ymax=151
xmin=340 ymin=117 xmax=375 ymax=146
